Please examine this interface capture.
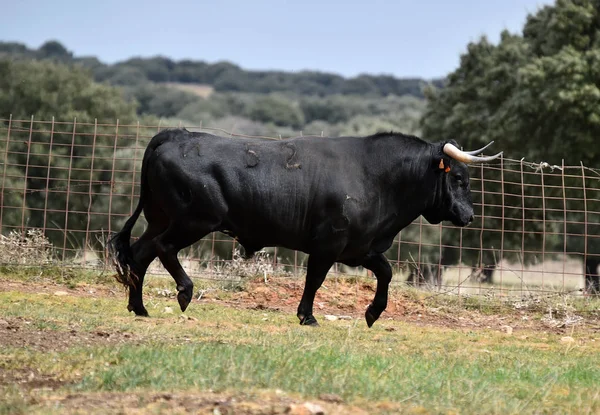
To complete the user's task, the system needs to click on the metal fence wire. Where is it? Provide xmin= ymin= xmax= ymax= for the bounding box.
xmin=1 ymin=116 xmax=599 ymax=297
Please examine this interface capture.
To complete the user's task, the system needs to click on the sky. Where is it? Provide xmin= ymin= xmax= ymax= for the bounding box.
xmin=2 ymin=0 xmax=551 ymax=79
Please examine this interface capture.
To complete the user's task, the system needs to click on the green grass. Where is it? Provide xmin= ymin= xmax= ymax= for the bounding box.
xmin=1 ymin=273 xmax=599 ymax=414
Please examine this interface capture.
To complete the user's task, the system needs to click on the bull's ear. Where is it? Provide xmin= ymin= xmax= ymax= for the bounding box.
xmin=433 ymin=142 xmax=453 ymax=173
xmin=436 ymin=157 xmax=452 ymax=173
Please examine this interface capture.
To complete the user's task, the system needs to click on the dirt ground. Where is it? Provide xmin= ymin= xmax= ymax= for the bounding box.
xmin=4 ymin=390 xmax=375 ymax=415
xmin=1 ymin=276 xmax=599 ymax=414
xmin=1 ymin=276 xmax=599 ymax=336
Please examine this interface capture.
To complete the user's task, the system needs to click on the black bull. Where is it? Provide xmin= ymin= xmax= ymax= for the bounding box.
xmin=109 ymin=128 xmax=501 ymax=327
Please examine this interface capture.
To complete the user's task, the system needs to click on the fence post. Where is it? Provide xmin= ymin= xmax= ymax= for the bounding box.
xmin=478 ymin=162 xmax=485 ymax=290
xmin=42 ymin=117 xmax=55 ymax=236
xmin=396 ymin=226 xmax=402 ymax=275
xmin=62 ymin=117 xmax=77 ymax=262
xmin=0 ymin=114 xmax=13 ymax=234
xmin=520 ymin=158 xmax=525 ymax=296
xmin=107 ymin=120 xmax=120 ymax=239
xmin=437 ymin=222 xmax=442 ymax=291
xmin=561 ymin=159 xmax=566 ymax=292
xmin=581 ymin=161 xmax=589 ymax=294
xmin=84 ymin=119 xmax=99 ymax=264
xmin=458 ymin=224 xmax=463 ymax=299
xmin=417 ymin=216 xmax=423 ymax=283
xmin=540 ymin=162 xmax=546 ymax=290
xmin=21 ymin=115 xmax=34 ymax=236
xmin=499 ymin=154 xmax=505 ymax=290
xmin=129 ymin=121 xmax=140 ymax=217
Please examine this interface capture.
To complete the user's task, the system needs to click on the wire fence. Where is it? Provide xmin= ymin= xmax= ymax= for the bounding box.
xmin=1 ymin=116 xmax=600 ymax=298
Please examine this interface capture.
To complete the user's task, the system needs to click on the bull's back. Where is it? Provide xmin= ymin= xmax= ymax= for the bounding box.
xmin=145 ymin=131 xmax=371 ymax=251
xmin=216 ymin=138 xmax=346 ymax=246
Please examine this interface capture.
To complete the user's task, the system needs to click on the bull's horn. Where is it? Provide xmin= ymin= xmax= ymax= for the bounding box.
xmin=443 ymin=142 xmax=503 ymax=163
xmin=464 ymin=141 xmax=495 ymax=156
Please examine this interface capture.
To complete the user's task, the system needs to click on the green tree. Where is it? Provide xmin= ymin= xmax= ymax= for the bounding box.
xmin=0 ymin=59 xmax=139 ymax=254
xmin=38 ymin=40 xmax=73 ymax=61
xmin=0 ymin=59 xmax=136 ymax=121
xmin=124 ymin=83 xmax=200 ymax=117
xmin=421 ymin=0 xmax=600 ymax=292
xmin=245 ymin=95 xmax=305 ymax=129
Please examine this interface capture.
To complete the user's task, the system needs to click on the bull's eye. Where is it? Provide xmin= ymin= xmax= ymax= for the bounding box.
xmin=455 ymin=174 xmax=463 ymax=182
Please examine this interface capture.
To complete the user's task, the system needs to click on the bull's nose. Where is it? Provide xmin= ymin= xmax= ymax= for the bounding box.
xmin=469 ymin=215 xmax=474 ymax=223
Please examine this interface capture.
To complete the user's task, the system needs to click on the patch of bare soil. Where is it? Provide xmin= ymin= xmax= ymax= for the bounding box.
xmin=0 ymin=316 xmax=138 ymax=353
xmin=26 ymin=390 xmax=373 ymax=415
xmin=0 ymin=315 xmax=143 ymax=397
xmin=2 ymin=276 xmax=599 ymax=335
xmin=215 ymin=278 xmax=600 ymax=334
xmin=0 ymin=279 xmax=123 ymax=299
xmin=0 ymin=367 xmax=66 ymax=392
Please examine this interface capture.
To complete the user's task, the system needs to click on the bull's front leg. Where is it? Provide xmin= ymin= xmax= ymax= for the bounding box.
xmin=362 ymin=252 xmax=393 ymax=327
xmin=297 ymin=255 xmax=335 ymax=326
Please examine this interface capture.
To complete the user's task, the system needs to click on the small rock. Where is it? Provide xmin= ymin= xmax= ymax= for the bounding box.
xmin=560 ymin=336 xmax=575 ymax=344
xmin=384 ymin=327 xmax=396 ymax=332
xmin=53 ymin=291 xmax=69 ymax=297
xmin=156 ymin=393 xmax=173 ymax=401
xmin=319 ymin=393 xmax=343 ymax=403
xmin=287 ymin=402 xmax=325 ymax=415
xmin=303 ymin=403 xmax=325 ymax=415
xmin=163 ymin=307 xmax=173 ymax=314
xmin=500 ymin=325 xmax=513 ymax=335
xmin=338 ymin=315 xmax=352 ymax=320
xmin=324 ymin=315 xmax=338 ymax=321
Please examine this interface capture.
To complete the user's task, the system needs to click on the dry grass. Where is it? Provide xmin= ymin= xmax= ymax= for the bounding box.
xmin=0 ymin=229 xmax=52 ymax=266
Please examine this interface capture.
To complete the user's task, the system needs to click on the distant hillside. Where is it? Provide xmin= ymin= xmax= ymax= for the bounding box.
xmin=163 ymin=82 xmax=214 ymax=98
xmin=0 ymin=40 xmax=445 ymax=98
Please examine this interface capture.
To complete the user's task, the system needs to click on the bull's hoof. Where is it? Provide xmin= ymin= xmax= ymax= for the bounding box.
xmin=365 ymin=306 xmax=381 ymax=328
xmin=127 ymin=303 xmax=149 ymax=317
xmin=299 ymin=315 xmax=320 ymax=327
xmin=177 ymin=285 xmax=193 ymax=312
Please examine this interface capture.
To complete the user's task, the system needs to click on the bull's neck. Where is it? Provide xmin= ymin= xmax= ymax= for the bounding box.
xmin=394 ymin=165 xmax=437 ymax=227
xmin=373 ymin=138 xmax=438 ymax=228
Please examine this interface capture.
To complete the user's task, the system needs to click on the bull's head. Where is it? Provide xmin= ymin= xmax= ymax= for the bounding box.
xmin=423 ymin=140 xmax=502 ymax=227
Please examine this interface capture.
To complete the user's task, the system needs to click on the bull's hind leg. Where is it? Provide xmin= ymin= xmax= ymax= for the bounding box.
xmin=297 ymin=255 xmax=335 ymax=326
xmin=154 ymin=221 xmax=212 ymax=312
xmin=126 ymin=225 xmax=163 ymax=316
xmin=362 ymin=252 xmax=392 ymax=328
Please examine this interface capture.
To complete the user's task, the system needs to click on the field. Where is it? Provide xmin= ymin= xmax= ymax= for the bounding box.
xmin=164 ymin=82 xmax=215 ymax=98
xmin=1 ymin=268 xmax=600 ymax=415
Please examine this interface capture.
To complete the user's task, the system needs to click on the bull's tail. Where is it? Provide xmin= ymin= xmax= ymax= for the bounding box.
xmin=108 ymin=130 xmax=169 ymax=288
xmin=108 ymin=197 xmax=144 ymax=289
